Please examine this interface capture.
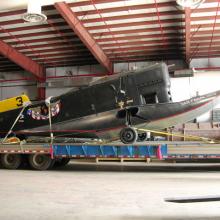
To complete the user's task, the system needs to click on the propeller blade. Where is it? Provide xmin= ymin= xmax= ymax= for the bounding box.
xmin=165 ymin=195 xmax=220 ymax=203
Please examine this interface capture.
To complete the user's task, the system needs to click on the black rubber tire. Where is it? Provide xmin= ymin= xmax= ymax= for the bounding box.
xmin=54 ymin=158 xmax=70 ymax=167
xmin=1 ymin=154 xmax=22 ymax=169
xmin=137 ymin=132 xmax=147 ymax=142
xmin=28 ymin=154 xmax=54 ymax=171
xmin=120 ymin=127 xmax=137 ymax=144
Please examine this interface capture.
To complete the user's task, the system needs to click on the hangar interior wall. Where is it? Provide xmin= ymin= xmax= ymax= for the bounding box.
xmin=46 ymin=64 xmax=106 ymax=97
xmin=171 ymin=72 xmax=220 ymax=122
xmin=0 ymin=71 xmax=37 ymax=100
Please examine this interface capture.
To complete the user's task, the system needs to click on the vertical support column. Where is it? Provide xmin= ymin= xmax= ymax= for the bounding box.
xmin=37 ymin=71 xmax=46 ymax=100
xmin=37 ymin=87 xmax=45 ymax=101
xmin=185 ymin=7 xmax=191 ymax=66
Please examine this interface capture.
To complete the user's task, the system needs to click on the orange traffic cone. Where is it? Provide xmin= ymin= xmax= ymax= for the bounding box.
xmin=156 ymin=145 xmax=163 ymax=160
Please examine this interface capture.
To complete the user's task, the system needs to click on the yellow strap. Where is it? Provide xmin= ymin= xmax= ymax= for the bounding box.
xmin=135 ymin=127 xmax=215 ymax=143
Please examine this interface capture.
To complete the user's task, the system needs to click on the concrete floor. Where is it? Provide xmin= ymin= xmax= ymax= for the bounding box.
xmin=1 ymin=162 xmax=220 ymax=220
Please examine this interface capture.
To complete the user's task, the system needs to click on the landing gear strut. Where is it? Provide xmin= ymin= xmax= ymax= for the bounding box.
xmin=119 ymin=108 xmax=138 ymax=144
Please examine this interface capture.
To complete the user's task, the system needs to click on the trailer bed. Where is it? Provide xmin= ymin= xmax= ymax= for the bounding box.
xmin=1 ymin=141 xmax=220 ymax=170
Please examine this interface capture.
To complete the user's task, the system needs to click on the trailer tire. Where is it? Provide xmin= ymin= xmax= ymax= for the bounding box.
xmin=1 ymin=154 xmax=22 ymax=169
xmin=28 ymin=154 xmax=53 ymax=171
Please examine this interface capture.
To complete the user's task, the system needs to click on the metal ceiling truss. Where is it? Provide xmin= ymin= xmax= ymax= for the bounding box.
xmin=0 ymin=0 xmax=219 ymax=74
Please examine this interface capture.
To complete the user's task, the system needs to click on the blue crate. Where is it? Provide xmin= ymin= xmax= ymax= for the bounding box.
xmin=53 ymin=144 xmax=167 ymax=158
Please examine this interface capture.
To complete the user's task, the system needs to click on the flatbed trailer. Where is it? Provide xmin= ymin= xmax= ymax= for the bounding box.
xmin=1 ymin=141 xmax=220 ymax=170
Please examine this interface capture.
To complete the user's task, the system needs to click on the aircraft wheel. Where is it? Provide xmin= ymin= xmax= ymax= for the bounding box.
xmin=120 ymin=127 xmax=137 ymax=144
xmin=28 ymin=154 xmax=54 ymax=171
xmin=1 ymin=154 xmax=22 ymax=169
xmin=137 ymin=132 xmax=147 ymax=142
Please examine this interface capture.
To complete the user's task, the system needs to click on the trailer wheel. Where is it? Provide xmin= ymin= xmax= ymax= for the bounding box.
xmin=28 ymin=154 xmax=54 ymax=171
xmin=1 ymin=154 xmax=22 ymax=169
xmin=120 ymin=127 xmax=137 ymax=144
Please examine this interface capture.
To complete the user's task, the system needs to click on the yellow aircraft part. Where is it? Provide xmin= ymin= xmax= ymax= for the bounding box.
xmin=0 ymin=94 xmax=31 ymax=113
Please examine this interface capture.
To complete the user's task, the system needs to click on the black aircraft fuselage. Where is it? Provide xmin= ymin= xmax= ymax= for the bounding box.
xmin=1 ymin=63 xmax=220 ymax=143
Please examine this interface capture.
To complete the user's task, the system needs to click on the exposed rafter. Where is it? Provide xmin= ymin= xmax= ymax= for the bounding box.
xmin=207 ymin=0 xmax=220 ymax=65
xmin=0 ymin=39 xmax=45 ymax=80
xmin=55 ymin=1 xmax=113 ymax=73
xmin=0 ymin=0 xmax=219 ymax=71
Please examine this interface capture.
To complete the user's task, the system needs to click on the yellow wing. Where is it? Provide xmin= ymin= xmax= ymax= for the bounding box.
xmin=0 ymin=95 xmax=31 ymax=113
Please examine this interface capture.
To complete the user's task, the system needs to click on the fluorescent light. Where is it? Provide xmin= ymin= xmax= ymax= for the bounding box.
xmin=23 ymin=0 xmax=47 ymax=23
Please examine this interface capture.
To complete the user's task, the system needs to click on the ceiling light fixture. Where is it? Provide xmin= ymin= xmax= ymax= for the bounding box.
xmin=23 ymin=0 xmax=47 ymax=23
xmin=176 ymin=0 xmax=205 ymax=8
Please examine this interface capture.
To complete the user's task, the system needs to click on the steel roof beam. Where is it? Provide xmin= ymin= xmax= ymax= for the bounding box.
xmin=1 ymin=11 xmax=183 ymax=26
xmin=36 ymin=56 xmax=95 ymax=63
xmin=191 ymin=46 xmax=220 ymax=51
xmin=191 ymin=29 xmax=220 ymax=36
xmin=68 ymin=0 xmax=126 ymax=7
xmin=15 ymin=42 xmax=85 ymax=51
xmin=0 ymin=39 xmax=45 ymax=80
xmin=108 ymin=49 xmax=183 ymax=57
xmin=104 ymin=45 xmax=182 ymax=53
xmin=85 ymin=14 xmax=220 ymax=31
xmin=0 ymin=26 xmax=183 ymax=41
xmin=111 ymin=55 xmax=184 ymax=62
xmin=81 ymin=10 xmax=181 ymax=24
xmin=0 ymin=14 xmax=61 ymax=26
xmin=100 ymin=39 xmax=183 ymax=48
xmin=0 ymin=2 xmax=176 ymax=19
xmin=192 ymin=41 xmax=220 ymax=46
xmin=86 ymin=18 xmax=184 ymax=31
xmin=192 ymin=52 xmax=220 ymax=57
xmin=96 ymin=33 xmax=182 ymax=42
xmin=46 ymin=60 xmax=98 ymax=67
xmin=28 ymin=51 xmax=94 ymax=59
xmin=35 ymin=56 xmax=94 ymax=62
xmin=0 ymin=29 xmax=74 ymax=41
xmin=6 ymin=35 xmax=80 ymax=45
xmin=92 ymin=26 xmax=184 ymax=37
xmin=0 ymin=0 xmax=122 ymax=18
xmin=191 ymin=35 xmax=220 ymax=41
xmin=75 ymin=2 xmax=177 ymax=16
xmin=22 ymin=47 xmax=91 ymax=55
xmin=1 ymin=22 xmax=66 ymax=33
xmin=192 ymin=23 xmax=220 ymax=29
xmin=0 ymin=60 xmax=99 ymax=70
xmin=55 ymin=2 xmax=112 ymax=73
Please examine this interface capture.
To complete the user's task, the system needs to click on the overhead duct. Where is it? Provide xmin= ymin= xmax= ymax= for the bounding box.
xmin=174 ymin=69 xmax=194 ymax=77
xmin=23 ymin=0 xmax=47 ymax=23
xmin=44 ymin=77 xmax=100 ymax=88
xmin=176 ymin=0 xmax=205 ymax=8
